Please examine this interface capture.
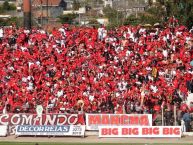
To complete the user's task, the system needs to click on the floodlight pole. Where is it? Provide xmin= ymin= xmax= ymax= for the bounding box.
xmin=23 ymin=0 xmax=31 ymax=29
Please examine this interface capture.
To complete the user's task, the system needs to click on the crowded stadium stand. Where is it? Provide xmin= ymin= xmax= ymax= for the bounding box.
xmin=0 ymin=18 xmax=193 ymax=134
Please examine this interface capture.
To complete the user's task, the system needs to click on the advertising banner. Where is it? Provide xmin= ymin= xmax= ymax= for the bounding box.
xmin=86 ymin=114 xmax=152 ymax=130
xmin=16 ymin=125 xmax=85 ymax=136
xmin=0 ymin=125 xmax=7 ymax=136
xmin=0 ymin=113 xmax=85 ymax=135
xmin=99 ymin=126 xmax=182 ymax=138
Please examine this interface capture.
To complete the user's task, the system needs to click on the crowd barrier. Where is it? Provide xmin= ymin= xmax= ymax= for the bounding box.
xmin=0 ymin=113 xmax=191 ymax=138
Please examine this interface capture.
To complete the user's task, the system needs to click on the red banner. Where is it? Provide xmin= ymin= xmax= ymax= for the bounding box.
xmin=86 ymin=114 xmax=152 ymax=130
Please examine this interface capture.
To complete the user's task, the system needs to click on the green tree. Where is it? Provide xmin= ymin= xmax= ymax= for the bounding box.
xmin=124 ymin=0 xmax=192 ymax=28
xmin=81 ymin=0 xmax=91 ymax=7
xmin=1 ymin=0 xmax=16 ymax=12
xmin=8 ymin=3 xmax=16 ymax=11
xmin=0 ymin=5 xmax=4 ymax=13
xmin=88 ymin=18 xmax=100 ymax=27
xmin=0 ymin=17 xmax=22 ymax=26
xmin=162 ymin=0 xmax=193 ymax=28
xmin=72 ymin=0 xmax=81 ymax=10
xmin=140 ymin=4 xmax=166 ymax=25
xmin=103 ymin=6 xmax=124 ymax=28
xmin=0 ymin=18 xmax=7 ymax=26
xmin=124 ymin=3 xmax=166 ymax=26
xmin=3 ymin=1 xmax=10 ymax=11
xmin=58 ymin=13 xmax=78 ymax=24
xmin=124 ymin=14 xmax=140 ymax=26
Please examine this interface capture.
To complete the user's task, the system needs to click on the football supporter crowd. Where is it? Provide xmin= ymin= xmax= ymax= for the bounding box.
xmin=0 ymin=18 xmax=193 ymax=125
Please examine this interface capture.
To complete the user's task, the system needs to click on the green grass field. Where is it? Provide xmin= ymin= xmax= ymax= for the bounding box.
xmin=0 ymin=143 xmax=193 ymax=145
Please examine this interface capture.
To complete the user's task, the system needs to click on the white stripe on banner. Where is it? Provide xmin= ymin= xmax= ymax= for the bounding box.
xmin=15 ymin=125 xmax=85 ymax=136
xmin=99 ymin=126 xmax=182 ymax=138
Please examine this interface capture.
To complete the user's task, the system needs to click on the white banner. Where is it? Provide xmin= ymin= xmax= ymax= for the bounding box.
xmin=86 ymin=114 xmax=152 ymax=130
xmin=15 ymin=125 xmax=85 ymax=137
xmin=0 ymin=125 xmax=7 ymax=136
xmin=99 ymin=126 xmax=182 ymax=138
